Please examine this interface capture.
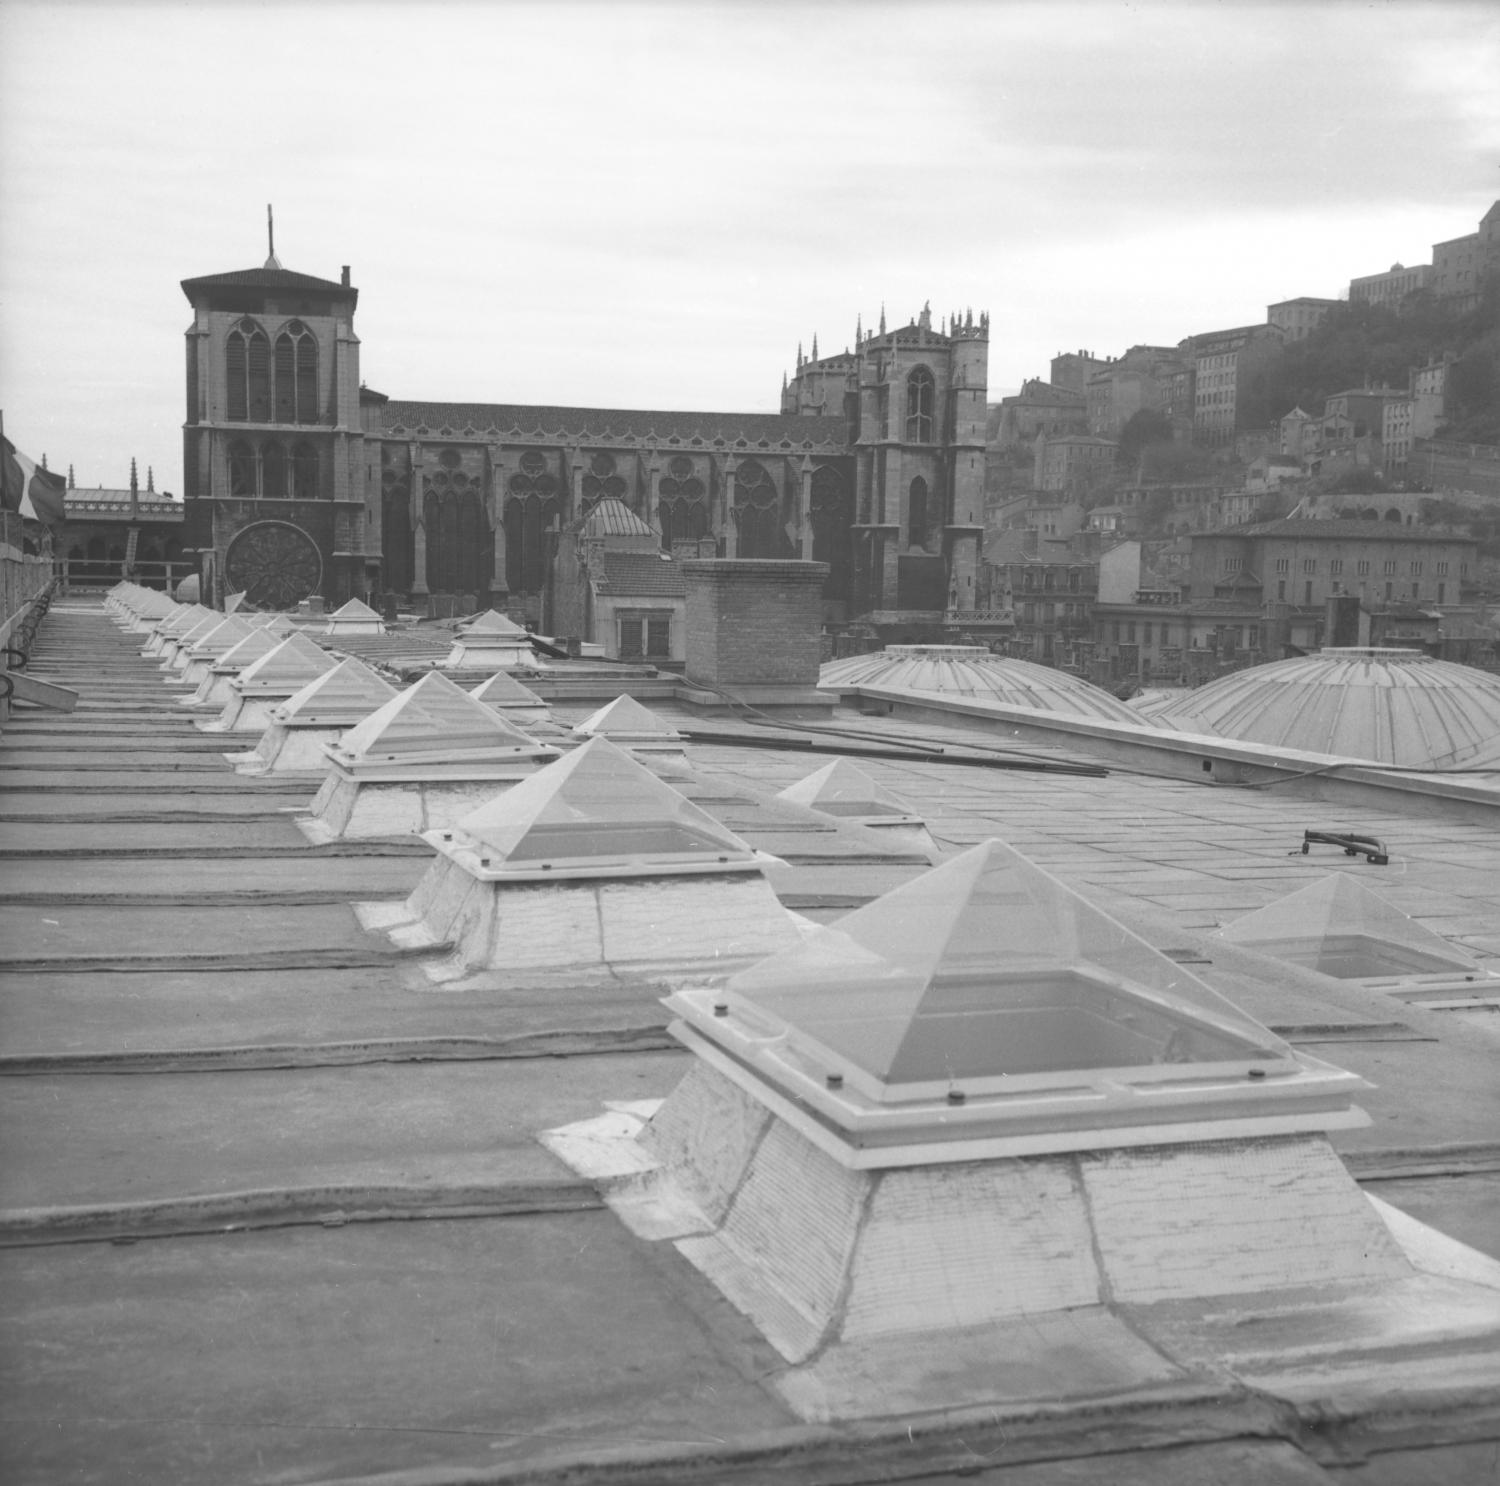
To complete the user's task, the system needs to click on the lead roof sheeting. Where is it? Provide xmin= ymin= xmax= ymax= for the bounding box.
xmin=777 ymin=758 xmax=915 ymax=816
xmin=724 ymin=839 xmax=1291 ymax=1086
xmin=1151 ymin=649 xmax=1500 ymax=767
xmin=277 ymin=657 xmax=398 ymax=722
xmin=236 ymin=632 xmax=340 ymax=689
xmin=573 ymin=694 xmax=681 ymax=738
xmin=1219 ymin=874 xmax=1480 ymax=967
xmin=452 ymin=735 xmax=755 ymax=867
xmin=819 ymin=648 xmax=1148 ymax=724
xmin=337 ymin=670 xmax=543 ymax=759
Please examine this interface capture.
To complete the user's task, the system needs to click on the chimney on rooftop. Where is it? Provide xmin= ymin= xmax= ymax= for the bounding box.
xmin=341 ymin=265 xmax=351 ymax=287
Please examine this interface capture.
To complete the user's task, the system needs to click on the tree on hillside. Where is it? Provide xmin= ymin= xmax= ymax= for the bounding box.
xmin=1116 ymin=409 xmax=1174 ymax=471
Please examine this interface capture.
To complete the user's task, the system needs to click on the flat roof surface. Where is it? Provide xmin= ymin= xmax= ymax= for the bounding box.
xmin=2 ymin=599 xmax=1498 ymax=1485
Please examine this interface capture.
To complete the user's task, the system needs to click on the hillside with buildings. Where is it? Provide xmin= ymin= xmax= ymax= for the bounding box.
xmin=979 ymin=200 xmax=1500 ymax=692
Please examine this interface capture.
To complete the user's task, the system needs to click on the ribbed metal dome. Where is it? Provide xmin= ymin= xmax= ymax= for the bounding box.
xmin=1148 ymin=648 xmax=1500 ymax=767
xmin=819 ymin=645 xmax=1149 ymax=723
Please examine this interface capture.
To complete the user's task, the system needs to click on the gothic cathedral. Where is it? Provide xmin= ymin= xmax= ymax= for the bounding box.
xmin=181 ymin=248 xmax=987 ymax=638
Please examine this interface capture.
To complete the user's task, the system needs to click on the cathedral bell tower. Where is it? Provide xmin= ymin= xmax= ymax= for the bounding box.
xmin=180 ymin=212 xmax=368 ymax=609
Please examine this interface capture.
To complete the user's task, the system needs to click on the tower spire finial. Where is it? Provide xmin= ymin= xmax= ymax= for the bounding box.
xmin=265 ymin=203 xmax=283 ymax=270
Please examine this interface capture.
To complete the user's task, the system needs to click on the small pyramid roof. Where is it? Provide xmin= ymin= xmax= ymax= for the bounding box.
xmin=276 ymin=657 xmax=398 ymax=724
xmin=469 ymin=670 xmax=549 ymax=708
xmin=724 ymin=840 xmax=1290 ymax=1086
xmin=176 ymin=612 xmax=232 ymax=646
xmin=163 ymin=606 xmax=215 ymax=638
xmin=336 ymin=670 xmax=545 ymax=761
xmin=572 ymin=694 xmax=681 ymax=740
xmin=328 ymin=598 xmax=381 ymax=620
xmin=1219 ymin=874 xmax=1479 ymax=973
xmin=185 ymin=616 xmax=256 ymax=656
xmin=776 ymin=758 xmax=916 ymax=818
xmin=236 ymin=631 xmax=339 ymax=690
xmin=450 ymin=735 xmax=755 ymax=871
xmin=135 ymin=592 xmax=176 ymax=618
xmin=214 ymin=627 xmax=284 ymax=670
xmin=460 ymin=609 xmax=529 ymax=636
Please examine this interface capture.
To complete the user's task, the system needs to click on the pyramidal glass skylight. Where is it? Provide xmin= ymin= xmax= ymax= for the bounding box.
xmin=721 ymin=839 xmax=1290 ymax=1095
xmin=776 ymin=758 xmax=917 ymax=819
xmin=276 ymin=658 xmax=398 ymax=724
xmin=469 ymin=670 xmax=548 ymax=708
xmin=236 ymin=632 xmax=339 ymax=691
xmin=334 ymin=670 xmax=545 ymax=762
xmin=158 ymin=605 xmax=210 ymax=636
xmin=461 ymin=609 xmax=528 ymax=636
xmin=187 ymin=616 xmax=256 ymax=655
xmin=1219 ymin=874 xmax=1481 ymax=981
xmin=572 ymin=694 xmax=681 ymax=740
xmin=328 ymin=598 xmax=380 ymax=621
xmin=214 ymin=628 xmax=283 ymax=670
xmin=174 ymin=613 xmax=224 ymax=646
xmin=442 ymin=735 xmax=756 ymax=876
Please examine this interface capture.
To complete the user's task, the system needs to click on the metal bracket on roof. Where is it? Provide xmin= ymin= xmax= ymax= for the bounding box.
xmin=1300 ymin=829 xmax=1389 ymax=866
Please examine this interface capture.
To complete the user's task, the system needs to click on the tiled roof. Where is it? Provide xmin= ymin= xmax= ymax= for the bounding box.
xmin=180 ymin=266 xmax=352 ymax=295
xmin=592 ymin=550 xmax=687 ymax=597
xmin=1223 ymin=519 xmax=1475 ymax=543
xmin=379 ymin=401 xmax=848 ymax=449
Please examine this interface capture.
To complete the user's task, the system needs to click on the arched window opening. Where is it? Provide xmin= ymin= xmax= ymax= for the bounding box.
xmin=908 ymin=476 xmax=929 ymax=549
xmin=506 ymin=454 xmax=560 ymax=594
xmin=658 ymin=454 xmax=706 ymax=551
xmin=905 ymin=366 xmax=934 ymax=443
xmin=582 ymin=452 xmax=628 ymax=514
xmin=295 ymin=326 xmax=318 ymax=423
xmin=733 ymin=458 xmax=785 ymax=559
xmin=292 ymin=442 xmax=319 ymax=500
xmin=228 ymin=439 xmax=257 ymax=497
xmin=262 ymin=441 xmax=287 ymax=500
xmin=226 ymin=327 xmax=249 ymax=422
xmin=247 ymin=328 xmax=271 ymax=423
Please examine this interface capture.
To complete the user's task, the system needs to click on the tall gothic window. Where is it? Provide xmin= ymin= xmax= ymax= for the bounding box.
xmin=733 ymin=458 xmax=784 ymax=559
xmin=226 ymin=318 xmax=271 ymax=422
xmin=228 ymin=317 xmax=317 ymax=424
xmin=262 ymin=440 xmax=287 ymax=499
xmin=908 ymin=476 xmax=929 ymax=549
xmin=228 ymin=439 xmax=257 ymax=496
xmin=505 ymin=450 xmax=560 ymax=594
xmin=657 ymin=454 xmax=706 ymax=550
xmin=905 ymin=366 xmax=934 ymax=443
xmin=292 ymin=442 xmax=319 ymax=500
xmin=582 ymin=452 xmax=628 ymax=513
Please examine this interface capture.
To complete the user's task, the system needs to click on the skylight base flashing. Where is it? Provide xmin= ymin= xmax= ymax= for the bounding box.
xmin=668 ymin=1014 xmax=1369 ymax=1168
xmin=421 ymin=829 xmax=768 ymax=884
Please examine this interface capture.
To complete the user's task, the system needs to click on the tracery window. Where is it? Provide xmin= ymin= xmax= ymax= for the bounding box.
xmin=261 ymin=440 xmax=287 ymax=499
xmin=657 ymin=454 xmax=707 ymax=550
xmin=292 ymin=442 xmax=319 ymax=500
xmin=732 ymin=458 xmax=783 ymax=559
xmin=582 ymin=452 xmax=628 ymax=514
xmin=505 ymin=450 xmax=560 ymax=594
xmin=227 ymin=317 xmax=317 ymax=424
xmin=905 ymin=366 xmax=934 ymax=443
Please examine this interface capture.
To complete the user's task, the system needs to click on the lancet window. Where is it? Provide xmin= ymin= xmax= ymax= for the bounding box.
xmin=905 ymin=366 xmax=935 ymax=443
xmin=505 ymin=450 xmax=560 ymax=594
xmin=226 ymin=317 xmax=318 ymax=424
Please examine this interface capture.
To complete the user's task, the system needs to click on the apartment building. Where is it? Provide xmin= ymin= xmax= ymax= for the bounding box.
xmin=1185 ymin=323 xmax=1284 ymax=447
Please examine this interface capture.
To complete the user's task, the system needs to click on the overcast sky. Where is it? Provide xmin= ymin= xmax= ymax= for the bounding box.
xmin=1 ymin=0 xmax=1496 ymax=493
